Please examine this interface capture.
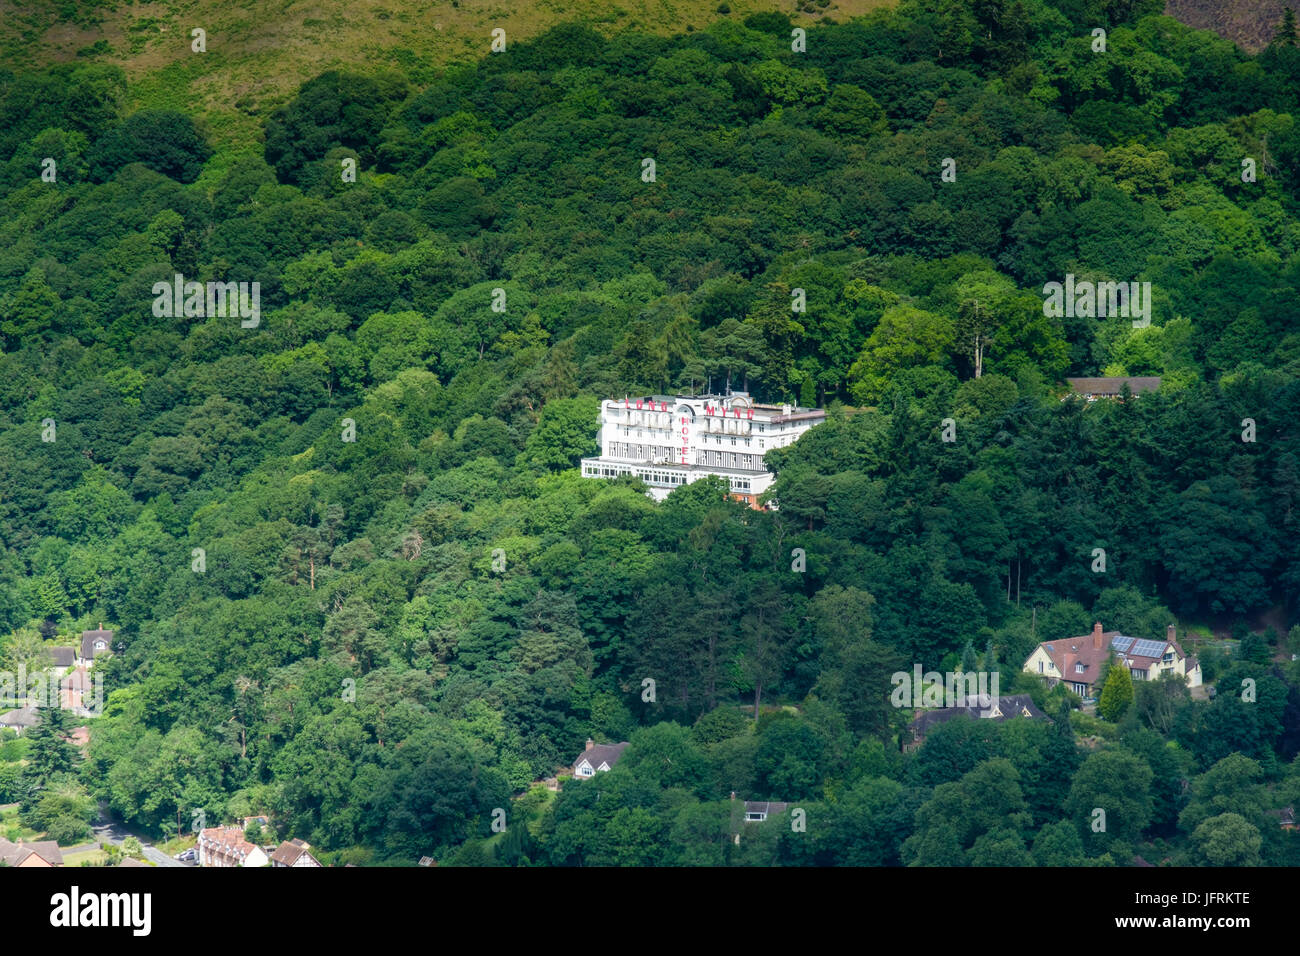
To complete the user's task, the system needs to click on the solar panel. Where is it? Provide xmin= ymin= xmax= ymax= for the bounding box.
xmin=1130 ymin=639 xmax=1167 ymax=658
xmin=1110 ymin=636 xmax=1134 ymax=653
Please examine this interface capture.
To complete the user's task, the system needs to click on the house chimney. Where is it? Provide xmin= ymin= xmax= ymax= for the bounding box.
xmin=585 ymin=738 xmax=594 ymax=752
xmin=99 ymin=622 xmax=103 ymax=631
xmin=1167 ymin=623 xmax=1176 ymax=644
xmin=1093 ymin=622 xmax=1103 ymax=649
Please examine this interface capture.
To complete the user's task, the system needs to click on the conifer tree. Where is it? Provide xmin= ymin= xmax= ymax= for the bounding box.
xmin=1274 ymin=7 xmax=1298 ymax=47
xmin=1098 ymin=663 xmax=1134 ymax=722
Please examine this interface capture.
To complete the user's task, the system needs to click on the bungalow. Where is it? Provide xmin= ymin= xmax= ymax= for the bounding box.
xmin=78 ymin=625 xmax=114 ymax=666
xmin=571 ymin=738 xmax=629 ymax=778
xmin=1023 ymin=622 xmax=1202 ymax=698
xmin=270 ymin=838 xmax=321 ymax=868
xmin=1066 ymin=376 xmax=1161 ymax=401
xmin=0 ymin=706 xmax=40 ymax=736
xmin=0 ymin=837 xmax=63 ymax=867
xmin=197 ymin=826 xmax=269 ymax=868
xmin=904 ymin=694 xmax=1047 ymax=752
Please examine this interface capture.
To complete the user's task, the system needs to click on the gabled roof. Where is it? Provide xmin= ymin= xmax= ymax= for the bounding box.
xmin=26 ymin=841 xmax=64 ymax=865
xmin=742 ymin=801 xmax=790 ymax=817
xmin=49 ymin=647 xmax=75 ymax=668
xmin=1030 ymin=626 xmax=1185 ymax=688
xmin=80 ymin=628 xmax=113 ymax=662
xmin=199 ymin=826 xmax=264 ymax=862
xmin=0 ymin=837 xmax=62 ymax=866
xmin=572 ymin=741 xmax=629 ymax=773
xmin=270 ymin=838 xmax=318 ymax=866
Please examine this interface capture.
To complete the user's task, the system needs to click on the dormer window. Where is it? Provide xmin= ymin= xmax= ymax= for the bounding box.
xmin=1075 ymin=663 xmax=1084 ymax=674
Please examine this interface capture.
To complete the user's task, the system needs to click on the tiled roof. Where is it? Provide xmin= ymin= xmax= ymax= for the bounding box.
xmin=270 ymin=838 xmax=318 ymax=866
xmin=0 ymin=837 xmax=62 ymax=866
xmin=199 ymin=826 xmax=265 ymax=865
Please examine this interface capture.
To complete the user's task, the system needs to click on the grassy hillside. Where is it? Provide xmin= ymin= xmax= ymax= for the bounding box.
xmin=0 ymin=0 xmax=895 ymax=143
xmin=1164 ymin=0 xmax=1291 ymax=52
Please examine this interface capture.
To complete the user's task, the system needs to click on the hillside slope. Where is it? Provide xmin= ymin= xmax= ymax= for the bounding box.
xmin=1165 ymin=0 xmax=1291 ymax=52
xmin=0 ymin=0 xmax=894 ymax=143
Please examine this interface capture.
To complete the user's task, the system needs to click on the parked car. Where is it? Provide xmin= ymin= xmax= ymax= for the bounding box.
xmin=176 ymin=848 xmax=197 ymax=862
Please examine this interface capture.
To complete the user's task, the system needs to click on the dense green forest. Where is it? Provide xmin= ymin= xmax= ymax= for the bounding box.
xmin=1 ymin=0 xmax=1300 ymax=866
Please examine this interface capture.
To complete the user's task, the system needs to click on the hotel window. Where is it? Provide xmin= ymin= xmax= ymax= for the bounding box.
xmin=758 ymin=424 xmax=765 ymax=432
xmin=731 ymin=437 xmax=737 ymax=446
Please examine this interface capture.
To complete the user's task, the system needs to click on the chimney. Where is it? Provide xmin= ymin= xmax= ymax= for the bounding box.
xmin=585 ymin=738 xmax=594 ymax=752
xmin=1167 ymin=623 xmax=1176 ymax=644
xmin=1093 ymin=622 xmax=1103 ymax=649
xmin=730 ymin=791 xmax=736 ymax=802
xmin=99 ymin=622 xmax=103 ymax=631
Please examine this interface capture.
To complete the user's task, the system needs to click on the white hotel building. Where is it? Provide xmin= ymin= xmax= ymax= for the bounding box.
xmin=580 ymin=392 xmax=826 ymax=506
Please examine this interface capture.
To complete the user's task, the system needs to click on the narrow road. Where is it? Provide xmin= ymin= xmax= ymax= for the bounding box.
xmin=91 ymin=820 xmax=187 ymax=867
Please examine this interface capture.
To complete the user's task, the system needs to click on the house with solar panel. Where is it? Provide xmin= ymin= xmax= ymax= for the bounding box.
xmin=1022 ymin=622 xmax=1201 ymax=698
